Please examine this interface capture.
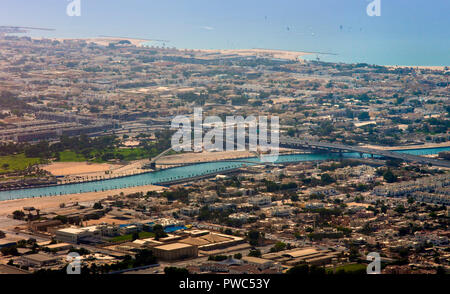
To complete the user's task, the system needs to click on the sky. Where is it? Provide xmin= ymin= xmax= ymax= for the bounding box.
xmin=0 ymin=0 xmax=449 ymax=66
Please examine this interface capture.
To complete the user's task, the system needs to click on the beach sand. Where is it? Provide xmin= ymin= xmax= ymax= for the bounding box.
xmin=385 ymin=65 xmax=447 ymax=71
xmin=53 ymin=37 xmax=150 ymax=47
xmin=194 ymin=48 xmax=313 ymax=61
xmin=0 ymin=184 xmax=166 ymax=216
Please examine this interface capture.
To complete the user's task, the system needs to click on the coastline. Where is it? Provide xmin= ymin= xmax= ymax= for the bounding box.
xmin=183 ymin=48 xmax=314 ymax=61
xmin=384 ymin=65 xmax=447 ymax=71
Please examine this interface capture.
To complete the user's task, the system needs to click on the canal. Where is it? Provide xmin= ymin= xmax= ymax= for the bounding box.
xmin=0 ymin=146 xmax=449 ymax=201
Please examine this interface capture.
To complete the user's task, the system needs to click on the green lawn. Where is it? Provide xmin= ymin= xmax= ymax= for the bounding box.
xmin=58 ymin=151 xmax=87 ymax=162
xmin=327 ymin=263 xmax=367 ymax=274
xmin=116 ymin=148 xmax=151 ymax=161
xmin=0 ymin=154 xmax=42 ymax=174
xmin=54 ymin=145 xmax=166 ymax=164
xmin=109 ymin=231 xmax=155 ymax=243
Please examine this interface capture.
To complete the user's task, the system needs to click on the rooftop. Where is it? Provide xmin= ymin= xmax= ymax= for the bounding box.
xmin=154 ymin=242 xmax=194 ymax=251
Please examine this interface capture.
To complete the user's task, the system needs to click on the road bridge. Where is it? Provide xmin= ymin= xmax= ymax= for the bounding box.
xmin=279 ymin=136 xmax=450 ymax=168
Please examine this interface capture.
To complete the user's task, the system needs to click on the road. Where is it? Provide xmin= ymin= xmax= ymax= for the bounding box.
xmin=280 ymin=136 xmax=450 ymax=168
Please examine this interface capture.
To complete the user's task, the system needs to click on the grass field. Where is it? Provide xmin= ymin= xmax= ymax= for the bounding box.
xmin=327 ymin=263 xmax=367 ymax=274
xmin=58 ymin=151 xmax=87 ymax=162
xmin=109 ymin=231 xmax=155 ymax=243
xmin=116 ymin=148 xmax=152 ymax=161
xmin=57 ymin=148 xmax=152 ymax=163
xmin=0 ymin=153 xmax=41 ymax=174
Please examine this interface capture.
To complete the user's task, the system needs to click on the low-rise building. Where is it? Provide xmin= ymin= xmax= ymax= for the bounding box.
xmin=152 ymin=242 xmax=198 ymax=261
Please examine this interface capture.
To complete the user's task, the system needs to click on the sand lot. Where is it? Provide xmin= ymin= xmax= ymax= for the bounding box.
xmin=157 ymin=148 xmax=299 ymax=165
xmin=0 ymin=185 xmax=166 ymax=216
xmin=41 ymin=162 xmax=117 ymax=176
xmin=156 ymin=150 xmax=255 ymax=165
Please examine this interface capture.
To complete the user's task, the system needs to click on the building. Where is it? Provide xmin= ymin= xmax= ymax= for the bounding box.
xmin=30 ymin=220 xmax=63 ymax=232
xmin=0 ymin=264 xmax=30 ymax=274
xmin=152 ymin=243 xmax=198 ymax=261
xmin=44 ymin=243 xmax=73 ymax=252
xmin=179 ymin=232 xmax=245 ymax=251
xmin=54 ymin=227 xmax=92 ymax=243
xmin=19 ymin=253 xmax=60 ymax=267
xmin=241 ymin=256 xmax=274 ymax=270
xmin=54 ymin=224 xmax=119 ymax=243
xmin=249 ymin=195 xmax=272 ymax=207
xmin=262 ymin=246 xmax=340 ymax=267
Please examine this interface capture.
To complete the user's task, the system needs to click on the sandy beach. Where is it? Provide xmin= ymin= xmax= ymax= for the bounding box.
xmin=194 ymin=48 xmax=313 ymax=61
xmin=385 ymin=65 xmax=447 ymax=71
xmin=54 ymin=37 xmax=150 ymax=47
xmin=0 ymin=184 xmax=166 ymax=216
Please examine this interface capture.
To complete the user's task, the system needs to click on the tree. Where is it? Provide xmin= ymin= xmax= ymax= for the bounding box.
xmin=93 ymin=202 xmax=103 ymax=210
xmin=248 ymin=249 xmax=262 ymax=258
xmin=387 ymin=158 xmax=403 ymax=168
xmin=12 ymin=210 xmax=25 ymax=220
xmin=69 ymin=247 xmax=90 ymax=256
xmin=1 ymin=246 xmax=19 ymax=256
xmin=357 ymin=111 xmax=370 ymax=121
xmin=383 ymin=169 xmax=397 ymax=183
xmin=270 ymin=242 xmax=287 ymax=252
xmin=349 ymin=246 xmax=361 ymax=262
xmin=394 ymin=205 xmax=406 ymax=214
xmin=164 ymin=267 xmax=189 ymax=275
xmin=247 ymin=230 xmax=261 ymax=246
xmin=153 ymin=224 xmax=168 ymax=240
xmin=286 ymin=264 xmax=309 ymax=274
xmin=320 ymin=173 xmax=335 ymax=185
xmin=134 ymin=249 xmax=157 ymax=267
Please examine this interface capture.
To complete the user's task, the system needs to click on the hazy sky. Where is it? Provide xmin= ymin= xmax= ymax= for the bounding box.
xmin=1 ymin=0 xmax=449 ymax=65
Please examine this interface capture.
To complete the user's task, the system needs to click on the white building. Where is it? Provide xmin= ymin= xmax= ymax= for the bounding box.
xmin=249 ymin=195 xmax=272 ymax=207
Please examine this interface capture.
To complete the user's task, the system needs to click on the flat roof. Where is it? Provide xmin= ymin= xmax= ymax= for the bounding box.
xmin=22 ymin=253 xmax=59 ymax=262
xmin=285 ymin=248 xmax=319 ymax=258
xmin=46 ymin=243 xmax=72 ymax=249
xmin=56 ymin=227 xmax=86 ymax=234
xmin=242 ymin=256 xmax=272 ymax=264
xmin=0 ymin=264 xmax=29 ymax=274
xmin=154 ymin=242 xmax=194 ymax=251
